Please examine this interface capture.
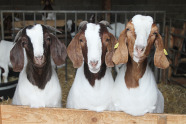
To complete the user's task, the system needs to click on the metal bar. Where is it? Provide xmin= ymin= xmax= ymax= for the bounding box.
xmin=0 ymin=10 xmax=166 ymax=14
xmin=1 ymin=11 xmax=4 ymax=40
xmin=65 ymin=13 xmax=68 ymax=83
xmin=95 ymin=13 xmax=97 ymax=23
xmin=75 ymin=12 xmax=77 ymax=33
xmin=105 ymin=13 xmax=107 ymax=21
xmin=54 ymin=12 xmax=56 ymax=35
xmin=85 ymin=13 xmax=87 ymax=20
xmin=23 ymin=12 xmax=25 ymax=27
xmin=115 ymin=13 xmax=117 ymax=37
xmin=12 ymin=12 xmax=15 ymax=41
xmin=34 ymin=12 xmax=36 ymax=24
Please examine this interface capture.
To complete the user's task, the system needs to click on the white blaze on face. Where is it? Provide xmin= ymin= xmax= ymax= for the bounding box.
xmin=26 ymin=24 xmax=44 ymax=57
xmin=85 ymin=23 xmax=102 ymax=73
xmin=132 ymin=15 xmax=153 ymax=62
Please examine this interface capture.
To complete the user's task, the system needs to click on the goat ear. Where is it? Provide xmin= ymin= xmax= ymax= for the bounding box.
xmin=105 ymin=33 xmax=117 ymax=67
xmin=50 ymin=34 xmax=67 ymax=65
xmin=10 ymin=39 xmax=24 ymax=72
xmin=154 ymin=33 xmax=169 ymax=69
xmin=112 ymin=29 xmax=128 ymax=65
xmin=67 ymin=32 xmax=83 ymax=68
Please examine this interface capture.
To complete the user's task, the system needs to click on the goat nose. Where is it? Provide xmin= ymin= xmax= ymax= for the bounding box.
xmin=135 ymin=45 xmax=145 ymax=54
xmin=90 ymin=61 xmax=98 ymax=68
xmin=35 ymin=55 xmax=44 ymax=61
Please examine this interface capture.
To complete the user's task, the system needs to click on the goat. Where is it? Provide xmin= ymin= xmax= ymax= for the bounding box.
xmin=66 ymin=21 xmax=117 ymax=112
xmin=0 ymin=40 xmax=14 ymax=83
xmin=10 ymin=24 xmax=67 ymax=108
xmin=111 ymin=15 xmax=169 ymax=116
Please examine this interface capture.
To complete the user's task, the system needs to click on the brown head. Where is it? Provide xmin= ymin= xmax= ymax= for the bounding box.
xmin=10 ymin=24 xmax=67 ymax=72
xmin=113 ymin=15 xmax=169 ymax=69
xmin=67 ymin=21 xmax=117 ymax=73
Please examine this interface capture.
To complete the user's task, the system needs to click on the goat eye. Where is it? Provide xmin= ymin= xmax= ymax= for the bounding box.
xmin=47 ymin=37 xmax=51 ymax=41
xmin=79 ymin=39 xmax=83 ymax=42
xmin=106 ymin=38 xmax=110 ymax=42
xmin=153 ymin=32 xmax=157 ymax=36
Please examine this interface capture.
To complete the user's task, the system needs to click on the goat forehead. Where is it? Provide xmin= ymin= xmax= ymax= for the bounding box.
xmin=132 ymin=15 xmax=153 ymax=44
xmin=85 ymin=23 xmax=102 ymax=60
xmin=26 ymin=24 xmax=44 ymax=56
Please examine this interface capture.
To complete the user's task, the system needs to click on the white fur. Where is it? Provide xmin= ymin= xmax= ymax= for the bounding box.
xmin=85 ymin=23 xmax=102 ymax=73
xmin=132 ymin=15 xmax=153 ymax=63
xmin=12 ymin=25 xmax=62 ymax=108
xmin=111 ymin=65 xmax=164 ymax=116
xmin=0 ymin=40 xmax=14 ymax=83
xmin=26 ymin=24 xmax=44 ymax=57
xmin=12 ymin=67 xmax=62 ymax=108
xmin=67 ymin=20 xmax=73 ymax=32
xmin=42 ymin=13 xmax=56 ymax=20
xmin=108 ymin=22 xmax=125 ymax=38
xmin=66 ymin=63 xmax=114 ymax=112
xmin=67 ymin=23 xmax=114 ymax=111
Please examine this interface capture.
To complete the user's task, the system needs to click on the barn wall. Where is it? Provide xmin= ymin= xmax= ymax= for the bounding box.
xmin=0 ymin=0 xmax=185 ymax=19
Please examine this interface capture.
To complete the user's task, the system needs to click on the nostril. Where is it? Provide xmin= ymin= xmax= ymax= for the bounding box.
xmin=90 ymin=61 xmax=98 ymax=67
xmin=36 ymin=55 xmax=43 ymax=60
xmin=136 ymin=45 xmax=145 ymax=53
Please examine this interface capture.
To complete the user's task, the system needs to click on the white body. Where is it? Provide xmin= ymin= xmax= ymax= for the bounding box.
xmin=42 ymin=13 xmax=56 ymax=20
xmin=66 ymin=63 xmax=114 ymax=112
xmin=12 ymin=67 xmax=62 ymax=108
xmin=111 ymin=65 xmax=164 ymax=116
xmin=108 ymin=23 xmax=125 ymax=38
xmin=0 ymin=40 xmax=14 ymax=83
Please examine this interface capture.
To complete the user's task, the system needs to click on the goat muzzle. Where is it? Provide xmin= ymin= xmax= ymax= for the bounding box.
xmin=34 ymin=55 xmax=45 ymax=66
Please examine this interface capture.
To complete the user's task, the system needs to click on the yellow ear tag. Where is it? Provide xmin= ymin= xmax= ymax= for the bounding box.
xmin=164 ymin=49 xmax=168 ymax=55
xmin=114 ymin=43 xmax=119 ymax=49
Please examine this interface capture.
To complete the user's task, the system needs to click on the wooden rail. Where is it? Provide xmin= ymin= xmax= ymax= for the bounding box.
xmin=0 ymin=105 xmax=186 ymax=124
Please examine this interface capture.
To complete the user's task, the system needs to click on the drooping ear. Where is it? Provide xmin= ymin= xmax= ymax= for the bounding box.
xmin=50 ymin=34 xmax=67 ymax=65
xmin=10 ymin=39 xmax=24 ymax=72
xmin=154 ymin=33 xmax=169 ymax=69
xmin=105 ymin=33 xmax=117 ymax=67
xmin=112 ymin=29 xmax=128 ymax=65
xmin=67 ymin=32 xmax=83 ymax=68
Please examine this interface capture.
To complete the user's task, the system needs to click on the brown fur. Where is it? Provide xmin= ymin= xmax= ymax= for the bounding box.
xmin=67 ymin=23 xmax=117 ymax=86
xmin=113 ymin=21 xmax=169 ymax=88
xmin=112 ymin=29 xmax=128 ymax=65
xmin=10 ymin=25 xmax=67 ymax=89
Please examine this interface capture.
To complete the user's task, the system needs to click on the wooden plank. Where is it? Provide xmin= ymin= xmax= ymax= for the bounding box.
xmin=1 ymin=105 xmax=186 ymax=124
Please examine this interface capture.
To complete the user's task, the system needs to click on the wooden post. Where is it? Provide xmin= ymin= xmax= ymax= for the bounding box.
xmin=102 ymin=0 xmax=111 ymax=22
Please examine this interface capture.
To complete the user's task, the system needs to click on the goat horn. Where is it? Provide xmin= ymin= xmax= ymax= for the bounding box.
xmin=99 ymin=20 xmax=113 ymax=30
xmin=44 ymin=25 xmax=62 ymax=33
xmin=78 ymin=21 xmax=88 ymax=31
xmin=14 ymin=28 xmax=23 ymax=43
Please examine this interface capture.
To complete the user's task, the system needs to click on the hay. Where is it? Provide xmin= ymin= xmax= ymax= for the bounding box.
xmin=158 ymin=82 xmax=186 ymax=114
xmin=1 ymin=59 xmax=186 ymax=114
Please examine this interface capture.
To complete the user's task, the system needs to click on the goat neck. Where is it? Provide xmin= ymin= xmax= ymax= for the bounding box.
xmin=84 ymin=62 xmax=106 ymax=87
xmin=125 ymin=56 xmax=147 ymax=89
xmin=26 ymin=59 xmax=52 ymax=89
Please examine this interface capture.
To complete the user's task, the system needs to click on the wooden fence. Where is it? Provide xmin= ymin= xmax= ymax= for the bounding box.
xmin=0 ymin=105 xmax=186 ymax=124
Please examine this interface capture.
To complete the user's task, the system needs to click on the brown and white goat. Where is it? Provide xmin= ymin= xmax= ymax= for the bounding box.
xmin=111 ymin=15 xmax=169 ymax=116
xmin=66 ymin=21 xmax=117 ymax=112
xmin=10 ymin=24 xmax=67 ymax=108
